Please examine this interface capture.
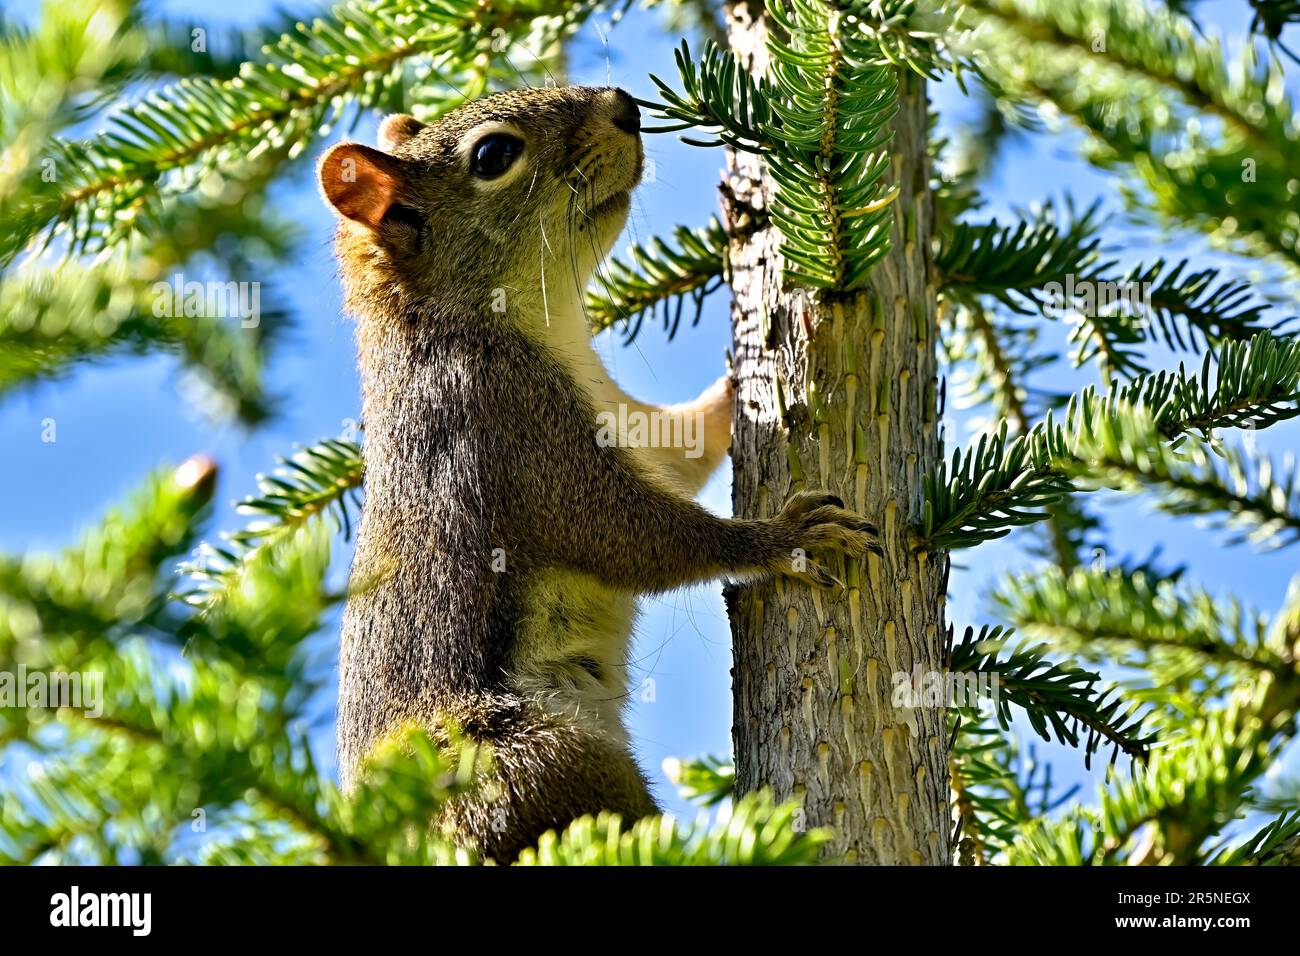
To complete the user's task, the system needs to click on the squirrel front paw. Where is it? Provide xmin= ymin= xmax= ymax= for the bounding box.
xmin=695 ymin=372 xmax=733 ymax=453
xmin=765 ymin=491 xmax=881 ymax=588
xmin=659 ymin=373 xmax=734 ymax=495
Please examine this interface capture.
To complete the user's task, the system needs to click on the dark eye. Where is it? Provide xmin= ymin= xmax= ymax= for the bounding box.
xmin=471 ymin=133 xmax=524 ymax=179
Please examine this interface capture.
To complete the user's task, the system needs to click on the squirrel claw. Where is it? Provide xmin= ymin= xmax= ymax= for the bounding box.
xmin=773 ymin=491 xmax=881 ymax=570
xmin=786 ymin=561 xmax=843 ymax=590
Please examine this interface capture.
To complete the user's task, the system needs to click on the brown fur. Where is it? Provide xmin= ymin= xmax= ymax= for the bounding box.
xmin=321 ymin=86 xmax=879 ymax=862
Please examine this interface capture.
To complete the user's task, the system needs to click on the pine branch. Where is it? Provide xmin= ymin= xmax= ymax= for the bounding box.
xmin=0 ymin=457 xmax=215 ymax=651
xmin=177 ymin=520 xmax=339 ymax=687
xmin=2 ymin=118 xmax=296 ymax=420
xmin=950 ymin=624 xmax=1152 ymax=763
xmin=230 ymin=437 xmax=366 ymax=550
xmin=1002 ymin=811 xmax=1099 ymax=865
xmin=0 ymin=461 xmax=316 ymax=864
xmin=936 ymin=202 xmax=1108 ymax=312
xmin=1134 ymin=258 xmax=1282 ymax=353
xmin=0 ymin=257 xmax=285 ymax=423
xmin=936 ymin=207 xmax=1286 ymax=377
xmin=920 ymin=410 xmax=1082 ymax=551
xmin=765 ymin=0 xmax=900 ymax=289
xmin=1146 ymin=331 xmax=1300 ymax=436
xmin=848 ymin=0 xmax=969 ymax=80
xmin=515 ymin=791 xmax=830 ymax=865
xmin=1095 ymin=578 xmax=1300 ymax=864
xmin=920 ymin=333 xmax=1300 ymax=549
xmin=2 ymin=662 xmax=336 ymax=865
xmin=176 ymin=438 xmax=362 ymax=685
xmin=181 ymin=437 xmax=364 ymax=612
xmin=662 ymin=754 xmax=735 ymax=806
xmin=995 ymin=569 xmax=1300 ymax=863
xmin=0 ymin=462 xmax=471 ymax=866
xmin=1093 ymin=692 xmax=1296 ymax=864
xmin=950 ymin=718 xmax=1077 ymax=863
xmin=1070 ymin=405 xmax=1300 ymax=550
xmin=0 ymin=0 xmax=302 ymax=278
xmin=2 ymin=0 xmax=597 ymax=263
xmin=643 ymin=1 xmax=904 ymax=290
xmin=1213 ymin=809 xmax=1300 ymax=865
xmin=586 ymin=217 xmax=728 ymax=341
xmin=142 ymin=12 xmax=328 ymax=83
xmin=644 ymin=39 xmax=776 ymax=149
xmin=968 ymin=0 xmax=1294 ymax=152
xmin=943 ymin=299 xmax=1099 ymax=566
xmin=323 ymin=727 xmax=483 ymax=865
xmin=964 ymin=0 xmax=1300 ymax=271
xmin=994 ymin=564 xmax=1292 ymax=690
xmin=1002 ymin=690 xmax=1298 ymax=864
xmin=3 ymin=662 xmax=472 ymax=864
xmin=1063 ymin=259 xmax=1286 ymax=379
xmin=0 ymin=0 xmax=269 ymax=163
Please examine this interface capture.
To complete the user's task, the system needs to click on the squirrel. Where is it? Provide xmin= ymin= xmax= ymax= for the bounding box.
xmin=318 ymin=85 xmax=880 ymax=862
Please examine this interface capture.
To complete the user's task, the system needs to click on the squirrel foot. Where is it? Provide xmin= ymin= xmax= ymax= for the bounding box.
xmin=765 ymin=491 xmax=880 ymax=589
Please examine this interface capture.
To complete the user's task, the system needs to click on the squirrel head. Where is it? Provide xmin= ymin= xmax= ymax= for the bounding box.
xmin=319 ymin=86 xmax=643 ymax=321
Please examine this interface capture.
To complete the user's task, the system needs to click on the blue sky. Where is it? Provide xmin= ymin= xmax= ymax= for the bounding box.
xmin=2 ymin=0 xmax=1298 ymax=823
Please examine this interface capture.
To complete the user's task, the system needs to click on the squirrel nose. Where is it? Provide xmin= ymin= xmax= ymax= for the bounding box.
xmin=609 ymin=89 xmax=640 ymax=134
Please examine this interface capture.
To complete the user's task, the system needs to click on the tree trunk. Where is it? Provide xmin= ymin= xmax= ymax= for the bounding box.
xmin=722 ymin=1 xmax=951 ymax=864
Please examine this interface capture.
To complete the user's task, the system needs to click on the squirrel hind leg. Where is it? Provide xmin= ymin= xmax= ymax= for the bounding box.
xmin=436 ymin=695 xmax=658 ymax=863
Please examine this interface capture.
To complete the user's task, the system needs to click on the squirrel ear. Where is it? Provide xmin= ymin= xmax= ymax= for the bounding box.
xmin=318 ymin=143 xmax=405 ymax=230
xmin=378 ymin=114 xmax=426 ymax=152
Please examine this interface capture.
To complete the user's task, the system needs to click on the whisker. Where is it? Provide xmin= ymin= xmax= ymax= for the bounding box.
xmin=501 ymin=53 xmax=536 ymax=91
xmin=518 ymin=41 xmax=562 ymax=88
xmin=538 ymin=213 xmax=552 ymax=328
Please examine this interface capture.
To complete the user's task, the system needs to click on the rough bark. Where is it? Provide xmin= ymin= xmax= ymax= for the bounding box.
xmin=722 ymin=1 xmax=951 ymax=864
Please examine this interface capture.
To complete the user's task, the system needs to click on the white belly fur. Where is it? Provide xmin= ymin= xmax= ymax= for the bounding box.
xmin=509 ymin=568 xmax=640 ymax=748
xmin=509 ymin=304 xmax=709 ymax=745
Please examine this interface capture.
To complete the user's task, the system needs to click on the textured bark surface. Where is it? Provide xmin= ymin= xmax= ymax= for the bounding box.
xmin=722 ymin=2 xmax=951 ymax=864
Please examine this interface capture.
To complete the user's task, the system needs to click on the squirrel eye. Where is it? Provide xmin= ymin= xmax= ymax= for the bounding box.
xmin=470 ymin=133 xmax=524 ymax=179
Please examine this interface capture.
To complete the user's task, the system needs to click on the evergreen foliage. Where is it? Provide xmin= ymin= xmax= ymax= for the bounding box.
xmin=3 ymin=0 xmax=1298 ymax=865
